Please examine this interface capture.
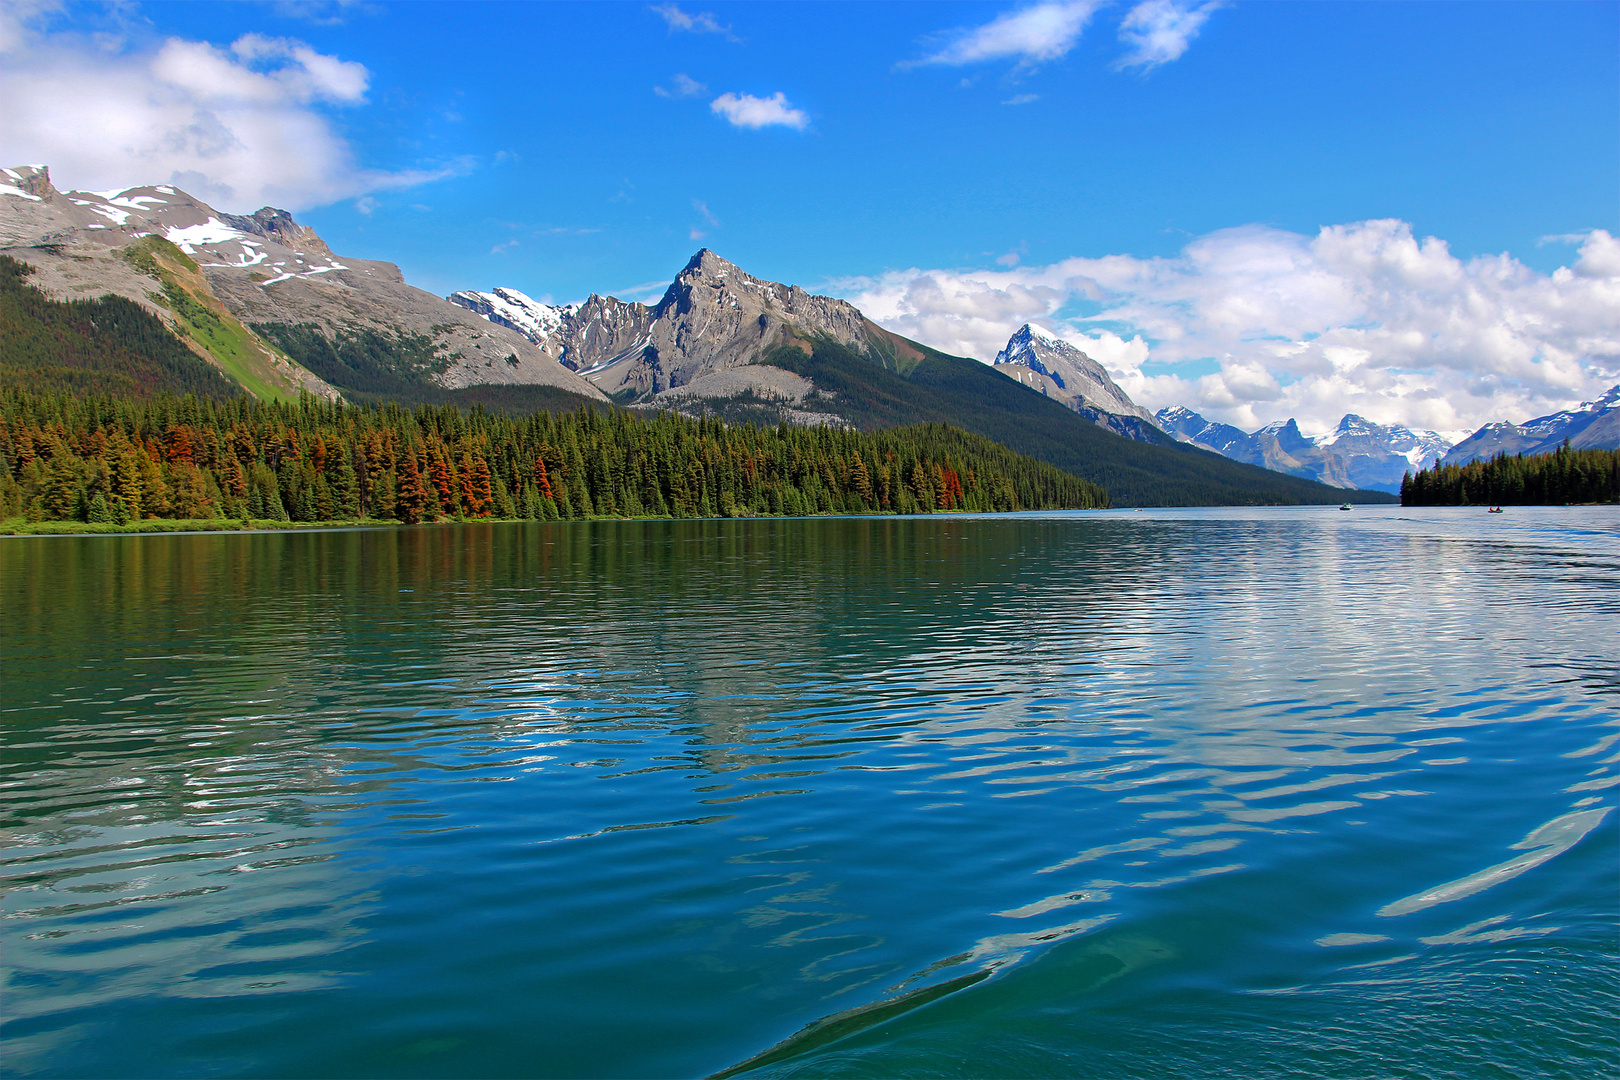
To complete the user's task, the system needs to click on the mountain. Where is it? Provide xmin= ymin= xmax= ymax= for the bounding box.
xmin=454 ymin=254 xmax=1394 ymax=506
xmin=453 ymin=249 xmax=886 ymax=408
xmin=1441 ymin=385 xmax=1620 ymax=464
xmin=1 ymin=166 xmax=1392 ymax=507
xmin=1156 ymin=406 xmax=1255 ymax=458
xmin=0 ymin=165 xmax=605 ymax=409
xmin=992 ymin=324 xmax=1163 ymax=440
xmin=1155 ymin=406 xmax=1450 ymax=493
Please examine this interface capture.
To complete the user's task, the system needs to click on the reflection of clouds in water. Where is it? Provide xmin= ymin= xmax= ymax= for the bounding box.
xmin=3 ymin=814 xmax=373 ymax=1069
xmin=8 ymin=513 xmax=1612 ymax=1078
xmin=1378 ymin=806 xmax=1611 ymax=918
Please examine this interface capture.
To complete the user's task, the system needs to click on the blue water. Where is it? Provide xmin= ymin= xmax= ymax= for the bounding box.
xmin=2 ymin=506 xmax=1616 ymax=1078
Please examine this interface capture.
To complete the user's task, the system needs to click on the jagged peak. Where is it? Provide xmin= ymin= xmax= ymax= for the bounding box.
xmin=678 ymin=248 xmax=744 ymax=282
xmin=2 ymin=163 xmax=56 ymax=200
xmin=1583 ymin=383 xmax=1620 ymax=409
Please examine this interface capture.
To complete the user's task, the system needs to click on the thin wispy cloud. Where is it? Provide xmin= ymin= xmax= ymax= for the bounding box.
xmin=265 ymin=0 xmax=378 ymax=27
xmin=650 ymin=4 xmax=741 ymax=43
xmin=689 ymin=198 xmax=719 ymax=241
xmin=1115 ymin=0 xmax=1223 ymax=70
xmin=654 ymin=72 xmax=707 ymax=99
xmin=910 ymin=2 xmax=1105 ymax=69
xmin=1002 ymin=93 xmax=1040 ymax=105
xmin=710 ymin=91 xmax=807 ymax=130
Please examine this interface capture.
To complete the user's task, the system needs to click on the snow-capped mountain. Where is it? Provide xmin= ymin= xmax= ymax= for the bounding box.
xmin=453 ymin=249 xmax=888 ymax=408
xmin=992 ymin=324 xmax=1162 ymax=440
xmin=1442 ymin=385 xmax=1620 ymax=464
xmin=1154 ymin=406 xmax=1452 ymax=493
xmin=1155 ymin=406 xmax=1253 ymax=458
xmin=0 ymin=164 xmax=602 ymax=401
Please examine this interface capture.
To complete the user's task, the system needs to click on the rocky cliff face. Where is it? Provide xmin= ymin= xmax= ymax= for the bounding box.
xmin=992 ymin=324 xmax=1163 ymax=439
xmin=1156 ymin=406 xmax=1451 ymax=492
xmin=1441 ymin=385 xmax=1620 ymax=464
xmin=0 ymin=165 xmax=605 ymax=402
xmin=453 ymin=250 xmax=879 ymax=403
xmin=448 ymin=286 xmax=655 ymax=373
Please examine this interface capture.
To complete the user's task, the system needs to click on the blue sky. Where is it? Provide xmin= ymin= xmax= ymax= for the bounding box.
xmin=3 ymin=1 xmax=1617 ymax=435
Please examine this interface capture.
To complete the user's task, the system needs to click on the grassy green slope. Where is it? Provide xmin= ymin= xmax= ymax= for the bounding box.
xmin=0 ymin=255 xmax=240 ymax=401
xmin=765 ymin=335 xmax=1396 ymax=507
xmin=121 ymin=237 xmax=311 ymax=402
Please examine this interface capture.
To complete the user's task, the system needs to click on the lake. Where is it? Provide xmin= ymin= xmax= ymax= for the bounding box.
xmin=2 ymin=506 xmax=1616 ymax=1079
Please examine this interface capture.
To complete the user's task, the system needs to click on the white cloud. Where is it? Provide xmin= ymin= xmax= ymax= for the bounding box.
xmin=1115 ymin=0 xmax=1222 ymax=70
xmin=654 ymin=72 xmax=707 ymax=99
xmin=0 ymin=25 xmax=456 ymax=211
xmin=912 ymin=2 xmax=1105 ymax=68
xmin=830 ymin=222 xmax=1620 ymax=438
xmin=650 ymin=4 xmax=739 ymax=41
xmin=152 ymin=35 xmax=369 ymax=104
xmin=266 ymin=1 xmax=376 ymax=26
xmin=0 ymin=0 xmax=60 ymax=55
xmin=1002 ymin=93 xmax=1040 ymax=105
xmin=710 ymin=91 xmax=808 ymax=130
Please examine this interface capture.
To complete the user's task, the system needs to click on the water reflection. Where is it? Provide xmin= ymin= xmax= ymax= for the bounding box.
xmin=2 ymin=509 xmax=1616 ymax=1078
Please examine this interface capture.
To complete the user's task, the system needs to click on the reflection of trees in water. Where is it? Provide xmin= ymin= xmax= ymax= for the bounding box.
xmin=9 ymin=513 xmax=1609 ymax=1073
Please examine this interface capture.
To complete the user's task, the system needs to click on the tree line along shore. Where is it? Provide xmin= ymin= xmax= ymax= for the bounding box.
xmin=0 ymin=388 xmax=1109 ymax=533
xmin=1400 ymin=442 xmax=1619 ymax=506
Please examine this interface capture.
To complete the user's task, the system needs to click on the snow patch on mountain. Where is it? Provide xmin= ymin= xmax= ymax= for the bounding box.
xmin=1442 ymin=383 xmax=1620 ymax=463
xmin=1155 ymin=406 xmax=1452 ymax=492
xmin=992 ymin=324 xmax=1160 ymax=439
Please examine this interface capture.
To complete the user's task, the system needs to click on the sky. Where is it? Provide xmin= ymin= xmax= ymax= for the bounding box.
xmin=1 ymin=0 xmax=1616 ymax=439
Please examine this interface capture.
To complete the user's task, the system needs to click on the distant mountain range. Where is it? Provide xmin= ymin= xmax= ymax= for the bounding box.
xmin=2 ymin=163 xmax=1402 ymax=505
xmin=1153 ymin=385 xmax=1620 ymax=491
xmin=1155 ymin=408 xmax=1452 ymax=494
xmin=1441 ymin=385 xmax=1620 ymax=464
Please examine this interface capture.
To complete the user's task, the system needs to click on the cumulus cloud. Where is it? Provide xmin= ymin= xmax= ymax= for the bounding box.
xmin=911 ymin=2 xmax=1105 ymax=68
xmin=1115 ymin=0 xmax=1222 ymax=70
xmin=0 ymin=24 xmax=457 ymax=211
xmin=650 ymin=3 xmax=740 ymax=42
xmin=830 ymin=222 xmax=1620 ymax=438
xmin=710 ymin=91 xmax=808 ymax=130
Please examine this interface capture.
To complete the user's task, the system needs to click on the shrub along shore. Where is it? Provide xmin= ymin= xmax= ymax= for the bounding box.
xmin=0 ymin=387 xmax=1108 ymax=532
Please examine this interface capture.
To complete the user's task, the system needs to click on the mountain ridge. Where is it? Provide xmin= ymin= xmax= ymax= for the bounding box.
xmin=1156 ymin=406 xmax=1451 ymax=493
xmin=1441 ymin=385 xmax=1620 ymax=464
xmin=0 ymin=165 xmax=605 ymax=407
xmin=991 ymin=324 xmax=1166 ymax=441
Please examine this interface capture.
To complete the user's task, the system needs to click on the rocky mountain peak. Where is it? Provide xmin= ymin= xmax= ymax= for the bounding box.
xmin=1 ymin=165 xmax=56 ymax=200
xmin=218 ymin=207 xmax=332 ymax=257
xmin=678 ymin=247 xmax=739 ymax=281
xmin=991 ymin=322 xmax=1158 ymax=431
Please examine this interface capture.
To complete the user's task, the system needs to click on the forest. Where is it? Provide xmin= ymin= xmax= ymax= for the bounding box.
xmin=0 ymin=387 xmax=1108 ymax=529
xmin=1400 ymin=443 xmax=1620 ymax=506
